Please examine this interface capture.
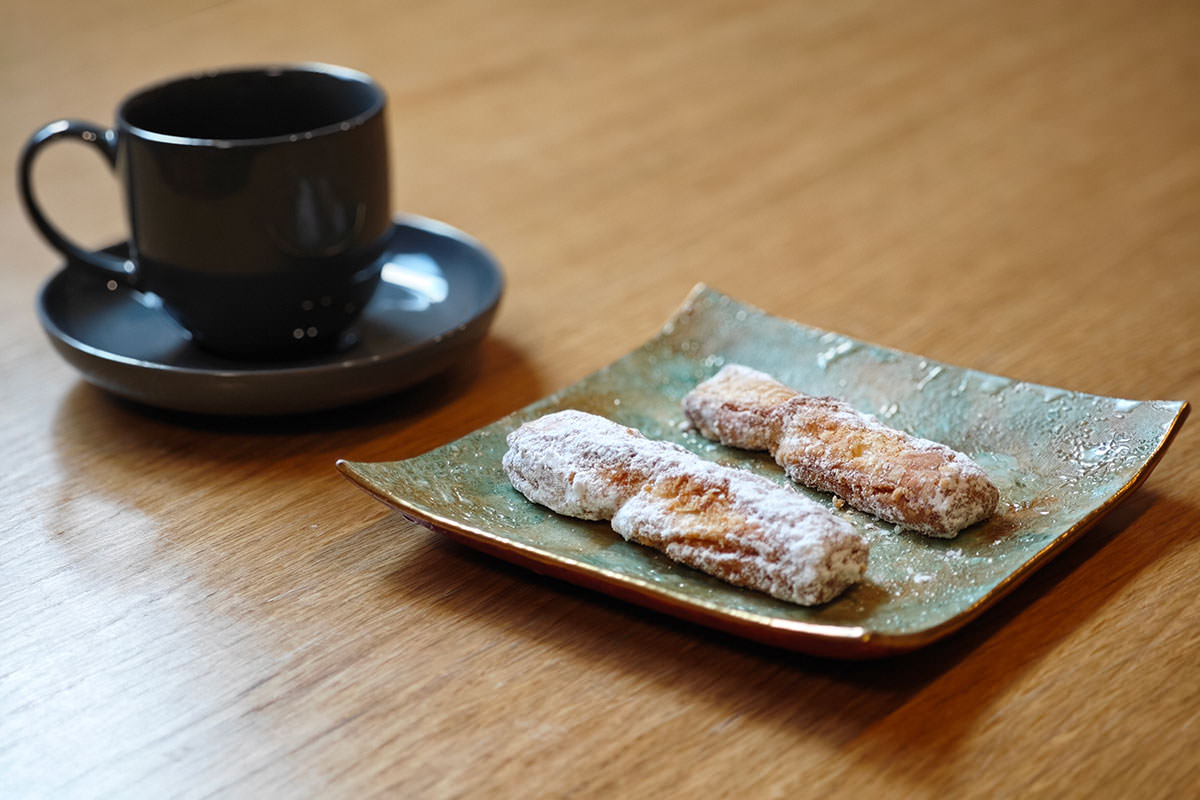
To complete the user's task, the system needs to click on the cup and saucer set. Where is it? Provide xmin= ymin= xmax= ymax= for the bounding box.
xmin=21 ymin=63 xmax=504 ymax=416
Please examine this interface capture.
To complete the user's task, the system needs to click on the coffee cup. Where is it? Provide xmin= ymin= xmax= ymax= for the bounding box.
xmin=19 ymin=63 xmax=392 ymax=359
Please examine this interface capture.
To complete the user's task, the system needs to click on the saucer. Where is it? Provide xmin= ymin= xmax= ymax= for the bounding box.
xmin=37 ymin=214 xmax=504 ymax=415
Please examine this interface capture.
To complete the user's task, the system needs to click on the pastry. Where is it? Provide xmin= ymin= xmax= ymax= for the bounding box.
xmin=683 ymin=364 xmax=998 ymax=537
xmin=502 ymin=410 xmax=868 ymax=605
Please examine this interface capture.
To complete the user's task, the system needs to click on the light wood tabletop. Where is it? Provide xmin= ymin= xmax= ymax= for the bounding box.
xmin=3 ymin=0 xmax=1198 ymax=797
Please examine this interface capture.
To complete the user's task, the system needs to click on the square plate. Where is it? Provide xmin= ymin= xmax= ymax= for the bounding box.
xmin=338 ymin=285 xmax=1188 ymax=658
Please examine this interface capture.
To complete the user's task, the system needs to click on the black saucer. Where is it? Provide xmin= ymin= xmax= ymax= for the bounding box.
xmin=37 ymin=214 xmax=504 ymax=415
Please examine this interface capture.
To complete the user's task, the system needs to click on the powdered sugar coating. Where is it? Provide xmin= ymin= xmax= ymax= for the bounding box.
xmin=502 ymin=410 xmax=868 ymax=605
xmin=683 ymin=364 xmax=999 ymax=537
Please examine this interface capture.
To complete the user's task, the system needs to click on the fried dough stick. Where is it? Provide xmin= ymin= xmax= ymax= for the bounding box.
xmin=503 ymin=410 xmax=868 ymax=605
xmin=683 ymin=365 xmax=998 ymax=537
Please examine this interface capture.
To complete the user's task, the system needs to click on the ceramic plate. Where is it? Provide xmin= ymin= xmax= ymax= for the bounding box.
xmin=37 ymin=214 xmax=503 ymax=415
xmin=338 ymin=285 xmax=1188 ymax=658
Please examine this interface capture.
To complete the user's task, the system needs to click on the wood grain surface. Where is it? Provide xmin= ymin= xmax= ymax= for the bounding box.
xmin=2 ymin=0 xmax=1197 ymax=797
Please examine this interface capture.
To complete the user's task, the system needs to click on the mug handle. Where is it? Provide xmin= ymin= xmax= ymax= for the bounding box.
xmin=18 ymin=119 xmax=135 ymax=281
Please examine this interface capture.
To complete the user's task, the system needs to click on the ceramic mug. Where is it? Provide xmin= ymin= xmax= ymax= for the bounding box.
xmin=19 ymin=63 xmax=392 ymax=359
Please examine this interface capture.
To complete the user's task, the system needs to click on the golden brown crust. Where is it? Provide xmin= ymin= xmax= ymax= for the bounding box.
xmin=683 ymin=365 xmax=999 ymax=537
xmin=502 ymin=410 xmax=869 ymax=605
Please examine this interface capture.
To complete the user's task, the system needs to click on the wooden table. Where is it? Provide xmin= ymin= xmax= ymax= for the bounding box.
xmin=3 ymin=0 xmax=1198 ymax=796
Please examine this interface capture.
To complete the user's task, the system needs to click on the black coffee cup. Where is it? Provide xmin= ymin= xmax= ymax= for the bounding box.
xmin=19 ymin=63 xmax=392 ymax=359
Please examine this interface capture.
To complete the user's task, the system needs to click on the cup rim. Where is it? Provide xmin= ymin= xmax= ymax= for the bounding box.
xmin=116 ymin=62 xmax=386 ymax=148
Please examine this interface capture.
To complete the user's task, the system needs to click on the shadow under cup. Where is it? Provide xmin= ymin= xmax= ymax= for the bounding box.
xmin=27 ymin=64 xmax=393 ymax=360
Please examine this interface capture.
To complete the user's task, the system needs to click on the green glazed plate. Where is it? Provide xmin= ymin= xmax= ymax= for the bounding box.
xmin=338 ymin=285 xmax=1189 ymax=658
